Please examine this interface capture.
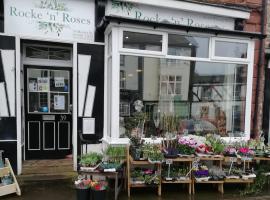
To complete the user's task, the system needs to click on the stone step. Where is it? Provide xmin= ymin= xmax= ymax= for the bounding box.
xmin=17 ymin=171 xmax=77 ymax=185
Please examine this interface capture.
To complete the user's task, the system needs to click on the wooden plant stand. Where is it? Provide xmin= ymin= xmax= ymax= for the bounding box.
xmin=0 ymin=158 xmax=21 ymax=197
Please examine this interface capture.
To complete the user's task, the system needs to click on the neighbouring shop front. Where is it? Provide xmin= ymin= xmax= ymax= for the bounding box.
xmin=0 ymin=0 xmax=265 ymax=175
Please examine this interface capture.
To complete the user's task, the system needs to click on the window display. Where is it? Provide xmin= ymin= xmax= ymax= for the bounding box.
xmin=119 ymin=55 xmax=247 ymax=137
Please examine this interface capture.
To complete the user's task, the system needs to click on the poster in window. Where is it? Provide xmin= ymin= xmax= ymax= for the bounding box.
xmin=29 ymin=80 xmax=38 ymax=92
xmin=54 ymin=77 xmax=65 ymax=88
xmin=54 ymin=95 xmax=65 ymax=110
xmin=37 ymin=77 xmax=49 ymax=92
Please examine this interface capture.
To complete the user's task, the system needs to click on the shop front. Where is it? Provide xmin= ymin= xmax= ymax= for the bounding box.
xmin=0 ymin=0 xmax=265 ymax=175
xmin=101 ymin=0 xmax=262 ymax=144
xmin=0 ymin=0 xmax=104 ymax=174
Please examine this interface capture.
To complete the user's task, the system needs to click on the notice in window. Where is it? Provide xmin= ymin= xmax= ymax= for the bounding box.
xmin=37 ymin=77 xmax=49 ymax=92
xmin=54 ymin=77 xmax=65 ymax=88
xmin=54 ymin=95 xmax=65 ymax=110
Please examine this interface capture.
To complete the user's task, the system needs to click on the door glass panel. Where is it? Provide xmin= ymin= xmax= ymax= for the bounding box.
xmin=50 ymin=93 xmax=69 ymax=113
xmin=27 ymin=68 xmax=70 ymax=114
xmin=50 ymin=70 xmax=69 ymax=92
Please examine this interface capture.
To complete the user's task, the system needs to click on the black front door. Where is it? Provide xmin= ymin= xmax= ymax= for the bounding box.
xmin=25 ymin=66 xmax=72 ymax=159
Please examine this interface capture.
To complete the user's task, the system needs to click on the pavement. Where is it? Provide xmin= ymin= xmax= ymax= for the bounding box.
xmin=2 ymin=179 xmax=270 ymax=200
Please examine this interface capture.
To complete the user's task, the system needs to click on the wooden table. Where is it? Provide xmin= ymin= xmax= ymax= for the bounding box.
xmin=78 ymin=169 xmax=125 ymax=200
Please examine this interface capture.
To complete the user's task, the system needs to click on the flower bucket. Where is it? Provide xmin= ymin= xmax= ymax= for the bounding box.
xmin=76 ymin=188 xmax=90 ymax=200
xmin=91 ymin=189 xmax=106 ymax=200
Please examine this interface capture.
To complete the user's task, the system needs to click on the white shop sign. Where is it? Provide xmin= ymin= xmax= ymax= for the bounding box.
xmin=4 ymin=0 xmax=95 ymax=43
xmin=106 ymin=1 xmax=235 ymax=30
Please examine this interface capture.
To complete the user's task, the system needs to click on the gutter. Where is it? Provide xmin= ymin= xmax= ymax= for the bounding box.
xmin=254 ymin=0 xmax=267 ymax=137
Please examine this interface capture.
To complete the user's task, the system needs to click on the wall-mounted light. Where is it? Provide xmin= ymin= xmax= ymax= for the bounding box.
xmin=136 ymin=69 xmax=143 ymax=73
xmin=125 ymin=36 xmax=129 ymax=39
xmin=128 ymin=73 xmax=133 ymax=77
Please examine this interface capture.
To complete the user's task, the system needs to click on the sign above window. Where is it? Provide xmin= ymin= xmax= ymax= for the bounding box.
xmin=106 ymin=1 xmax=235 ymax=30
xmin=4 ymin=0 xmax=95 ymax=43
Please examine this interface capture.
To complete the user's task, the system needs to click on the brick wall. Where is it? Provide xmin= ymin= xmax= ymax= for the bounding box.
xmin=192 ymin=0 xmax=265 ymax=137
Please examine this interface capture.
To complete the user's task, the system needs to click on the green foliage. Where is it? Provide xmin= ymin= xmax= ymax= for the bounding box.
xmin=142 ymin=144 xmax=164 ymax=162
xmin=177 ymin=144 xmax=195 ymax=155
xmin=79 ymin=152 xmax=102 ymax=167
xmin=105 ymin=145 xmax=126 ymax=163
xmin=240 ymin=164 xmax=270 ymax=196
xmin=205 ymin=134 xmax=225 ymax=154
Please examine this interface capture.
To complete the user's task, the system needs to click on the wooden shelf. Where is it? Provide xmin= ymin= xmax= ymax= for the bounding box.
xmin=224 ymin=179 xmax=254 ymax=183
xmin=129 ymin=156 xmax=152 ymax=165
xmin=198 ymin=156 xmax=224 ymax=161
xmin=0 ymin=158 xmax=21 ymax=197
xmin=162 ymin=179 xmax=192 ymax=184
xmin=129 ymin=183 xmax=159 ymax=188
xmin=171 ymin=157 xmax=194 ymax=162
xmin=194 ymin=180 xmax=224 ymax=184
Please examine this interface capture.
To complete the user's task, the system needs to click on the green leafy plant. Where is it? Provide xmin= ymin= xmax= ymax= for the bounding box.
xmin=205 ymin=134 xmax=225 ymax=154
xmin=105 ymin=145 xmax=126 ymax=163
xmin=79 ymin=152 xmax=103 ymax=167
xmin=240 ymin=164 xmax=270 ymax=196
xmin=142 ymin=144 xmax=164 ymax=162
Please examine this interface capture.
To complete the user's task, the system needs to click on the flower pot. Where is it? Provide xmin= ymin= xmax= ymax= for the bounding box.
xmin=91 ymin=189 xmax=106 ymax=200
xmin=76 ymin=188 xmax=90 ymax=200
xmin=131 ymin=146 xmax=142 ymax=160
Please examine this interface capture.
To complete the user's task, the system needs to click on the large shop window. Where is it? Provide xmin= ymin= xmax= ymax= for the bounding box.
xmin=119 ymin=55 xmax=247 ymax=138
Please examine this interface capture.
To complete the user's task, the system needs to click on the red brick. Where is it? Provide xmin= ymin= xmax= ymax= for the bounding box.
xmin=248 ymin=12 xmax=261 ymax=24
xmin=244 ymin=24 xmax=257 ymax=32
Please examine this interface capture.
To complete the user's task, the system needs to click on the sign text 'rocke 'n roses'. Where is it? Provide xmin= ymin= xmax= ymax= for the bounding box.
xmin=106 ymin=1 xmax=235 ymax=30
xmin=4 ymin=0 xmax=95 ymax=43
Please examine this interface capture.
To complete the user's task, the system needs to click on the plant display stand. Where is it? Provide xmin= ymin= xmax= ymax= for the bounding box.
xmin=127 ymin=154 xmax=161 ymax=197
xmin=192 ymin=155 xmax=224 ymax=194
xmin=0 ymin=158 xmax=21 ymax=197
xmin=222 ymin=156 xmax=255 ymax=192
xmin=162 ymin=157 xmax=193 ymax=194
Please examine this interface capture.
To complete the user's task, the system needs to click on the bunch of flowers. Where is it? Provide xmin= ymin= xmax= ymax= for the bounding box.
xmin=177 ymin=137 xmax=197 ymax=155
xmin=90 ymin=180 xmax=108 ymax=191
xmin=237 ymin=147 xmax=255 ymax=158
xmin=193 ymin=165 xmax=209 ymax=177
xmin=223 ymin=146 xmax=237 ymax=156
xmin=74 ymin=177 xmax=92 ymax=189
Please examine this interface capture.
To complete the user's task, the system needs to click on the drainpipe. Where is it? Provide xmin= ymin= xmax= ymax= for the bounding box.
xmin=254 ymin=0 xmax=267 ymax=138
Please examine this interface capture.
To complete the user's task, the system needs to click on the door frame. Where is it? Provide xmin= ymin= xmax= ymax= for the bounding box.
xmin=20 ymin=39 xmax=78 ymax=171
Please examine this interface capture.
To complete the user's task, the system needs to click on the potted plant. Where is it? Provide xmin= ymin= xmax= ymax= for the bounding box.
xmin=193 ymin=165 xmax=210 ymax=182
xmin=177 ymin=137 xmax=196 ymax=156
xmin=176 ymin=168 xmax=189 ymax=181
xmin=131 ymin=168 xmax=145 ymax=184
xmin=79 ymin=152 xmax=103 ymax=171
xmin=223 ymin=146 xmax=237 ymax=157
xmin=162 ymin=138 xmax=179 ymax=158
xmin=130 ymin=136 xmax=143 ymax=160
xmin=237 ymin=147 xmax=255 ymax=161
xmin=208 ymin=166 xmax=226 ymax=181
xmin=100 ymin=145 xmax=126 ymax=171
xmin=74 ymin=176 xmax=91 ymax=200
xmin=146 ymin=145 xmax=164 ymax=163
xmin=90 ymin=180 xmax=108 ymax=200
xmin=205 ymin=134 xmax=225 ymax=156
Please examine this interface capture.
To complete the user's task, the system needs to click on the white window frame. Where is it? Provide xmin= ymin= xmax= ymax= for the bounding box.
xmin=104 ymin=24 xmax=255 ymax=143
xmin=119 ymin=27 xmax=167 ymax=56
xmin=211 ymin=37 xmax=250 ymax=63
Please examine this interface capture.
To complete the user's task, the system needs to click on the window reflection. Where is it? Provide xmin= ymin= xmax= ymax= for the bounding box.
xmin=168 ymin=34 xmax=209 ymax=58
xmin=215 ymin=41 xmax=248 ymax=58
xmin=119 ymin=55 xmax=247 ymax=138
